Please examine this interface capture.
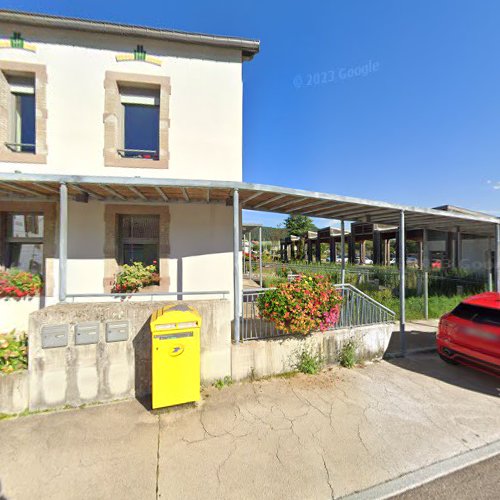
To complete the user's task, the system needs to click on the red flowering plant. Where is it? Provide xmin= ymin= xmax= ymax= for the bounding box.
xmin=0 ymin=269 xmax=43 ymax=298
xmin=257 ymin=274 xmax=342 ymax=335
xmin=112 ymin=261 xmax=160 ymax=293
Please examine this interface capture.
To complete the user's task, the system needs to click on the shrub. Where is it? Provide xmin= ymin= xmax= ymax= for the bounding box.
xmin=214 ymin=376 xmax=233 ymax=390
xmin=0 ymin=269 xmax=43 ymax=298
xmin=338 ymin=340 xmax=357 ymax=368
xmin=0 ymin=332 xmax=28 ymax=374
xmin=294 ymin=346 xmax=323 ymax=374
xmin=258 ymin=274 xmax=342 ymax=335
xmin=112 ymin=261 xmax=160 ymax=293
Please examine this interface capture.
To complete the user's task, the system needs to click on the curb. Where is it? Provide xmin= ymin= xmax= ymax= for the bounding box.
xmin=340 ymin=440 xmax=500 ymax=500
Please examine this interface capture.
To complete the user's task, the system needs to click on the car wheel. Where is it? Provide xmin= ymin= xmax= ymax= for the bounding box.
xmin=439 ymin=353 xmax=459 ymax=365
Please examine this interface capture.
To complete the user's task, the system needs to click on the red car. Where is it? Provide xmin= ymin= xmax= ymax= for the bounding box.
xmin=437 ymin=292 xmax=500 ymax=376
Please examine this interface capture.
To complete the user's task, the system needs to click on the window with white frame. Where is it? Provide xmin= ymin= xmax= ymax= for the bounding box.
xmin=6 ymin=75 xmax=36 ymax=153
xmin=118 ymin=86 xmax=160 ymax=160
xmin=4 ymin=213 xmax=44 ymax=273
xmin=119 ymin=214 xmax=159 ymax=267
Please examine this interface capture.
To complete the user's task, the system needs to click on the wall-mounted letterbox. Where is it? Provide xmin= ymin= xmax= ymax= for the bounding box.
xmin=75 ymin=322 xmax=100 ymax=345
xmin=41 ymin=324 xmax=69 ymax=349
xmin=106 ymin=321 xmax=129 ymax=343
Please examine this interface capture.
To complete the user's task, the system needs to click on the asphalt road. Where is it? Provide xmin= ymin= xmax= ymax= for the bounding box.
xmin=394 ymin=454 xmax=500 ymax=499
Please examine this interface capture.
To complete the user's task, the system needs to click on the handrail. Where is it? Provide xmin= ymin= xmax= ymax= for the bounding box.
xmin=66 ymin=290 xmax=229 ymax=302
xmin=333 ymin=283 xmax=396 ymax=316
xmin=244 ymin=283 xmax=395 ymax=317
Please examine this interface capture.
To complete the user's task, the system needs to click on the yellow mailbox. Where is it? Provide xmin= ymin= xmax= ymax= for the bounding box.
xmin=150 ymin=304 xmax=201 ymax=409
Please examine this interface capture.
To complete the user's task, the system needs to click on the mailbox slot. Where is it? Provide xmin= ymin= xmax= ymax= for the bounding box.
xmin=75 ymin=322 xmax=99 ymax=345
xmin=106 ymin=321 xmax=129 ymax=342
xmin=41 ymin=324 xmax=69 ymax=349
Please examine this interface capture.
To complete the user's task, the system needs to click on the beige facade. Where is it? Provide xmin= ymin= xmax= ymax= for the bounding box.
xmin=0 ymin=14 xmax=254 ymax=331
xmin=0 ymin=21 xmax=244 ymax=180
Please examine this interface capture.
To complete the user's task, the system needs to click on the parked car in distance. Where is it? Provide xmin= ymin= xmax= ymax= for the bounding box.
xmin=406 ymin=256 xmax=418 ymax=267
xmin=432 ymin=259 xmax=442 ymax=270
xmin=436 ymin=292 xmax=500 ymax=376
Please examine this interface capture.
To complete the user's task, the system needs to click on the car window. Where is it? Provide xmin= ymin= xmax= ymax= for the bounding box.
xmin=452 ymin=303 xmax=500 ymax=327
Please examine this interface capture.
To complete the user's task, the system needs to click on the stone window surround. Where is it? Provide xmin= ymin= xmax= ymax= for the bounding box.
xmin=0 ymin=60 xmax=48 ymax=164
xmin=0 ymin=201 xmax=56 ymax=297
xmin=103 ymin=71 xmax=170 ymax=169
xmin=104 ymin=204 xmax=170 ymax=292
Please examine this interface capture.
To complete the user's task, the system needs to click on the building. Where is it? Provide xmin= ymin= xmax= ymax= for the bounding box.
xmin=0 ymin=10 xmax=498 ymax=342
xmin=0 ymin=10 xmax=259 ymax=329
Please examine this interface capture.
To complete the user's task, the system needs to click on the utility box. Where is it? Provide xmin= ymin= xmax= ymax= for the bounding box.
xmin=150 ymin=304 xmax=201 ymax=409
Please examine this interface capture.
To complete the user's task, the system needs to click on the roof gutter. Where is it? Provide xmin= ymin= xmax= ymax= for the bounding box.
xmin=0 ymin=9 xmax=260 ymax=60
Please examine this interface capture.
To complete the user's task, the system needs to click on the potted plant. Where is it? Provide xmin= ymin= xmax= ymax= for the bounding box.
xmin=112 ymin=261 xmax=160 ymax=293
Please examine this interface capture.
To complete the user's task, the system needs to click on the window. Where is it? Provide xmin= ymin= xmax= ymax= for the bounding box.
xmin=119 ymin=215 xmax=159 ymax=267
xmin=7 ymin=76 xmax=36 ymax=154
xmin=452 ymin=303 xmax=500 ymax=327
xmin=5 ymin=213 xmax=44 ymax=273
xmin=119 ymin=87 xmax=160 ymax=160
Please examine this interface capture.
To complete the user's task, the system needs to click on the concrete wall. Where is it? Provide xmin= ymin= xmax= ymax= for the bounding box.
xmin=0 ymin=23 xmax=243 ymax=181
xmin=0 ymin=370 xmax=29 ymax=414
xmin=231 ymin=324 xmax=393 ymax=381
xmin=28 ymin=299 xmax=231 ymax=411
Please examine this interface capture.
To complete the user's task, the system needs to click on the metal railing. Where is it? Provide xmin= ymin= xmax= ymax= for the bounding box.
xmin=239 ymin=283 xmax=395 ymax=341
xmin=66 ymin=290 xmax=229 ymax=303
xmin=117 ymin=148 xmax=159 ymax=159
xmin=5 ymin=142 xmax=35 ymax=153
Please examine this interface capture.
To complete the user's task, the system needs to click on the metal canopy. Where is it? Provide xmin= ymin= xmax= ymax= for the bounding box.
xmin=0 ymin=172 xmax=497 ymax=236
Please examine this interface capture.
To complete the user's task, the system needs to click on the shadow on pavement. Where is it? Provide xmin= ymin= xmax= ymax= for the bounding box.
xmin=387 ymin=352 xmax=500 ymax=398
xmin=385 ymin=329 xmax=437 ymax=355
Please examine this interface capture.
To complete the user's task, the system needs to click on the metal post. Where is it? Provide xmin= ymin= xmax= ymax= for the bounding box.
xmin=495 ymin=224 xmax=500 ymax=292
xmin=422 ymin=228 xmax=429 ymax=270
xmin=233 ymin=189 xmax=241 ymax=343
xmin=424 ymin=271 xmax=429 ymax=320
xmin=329 ymin=236 xmax=335 ymax=264
xmin=259 ymin=226 xmax=263 ymax=288
xmin=456 ymin=226 xmax=461 ymax=269
xmin=399 ymin=210 xmax=406 ymax=356
xmin=243 ymin=234 xmax=246 ymax=274
xmin=248 ymin=231 xmax=252 ymax=282
xmin=58 ymin=182 xmax=68 ymax=302
xmin=340 ymin=220 xmax=346 ymax=284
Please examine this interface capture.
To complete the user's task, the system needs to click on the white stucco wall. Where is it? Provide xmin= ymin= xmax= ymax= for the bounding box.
xmin=168 ymin=203 xmax=234 ymax=303
xmin=67 ymin=201 xmax=106 ymax=295
xmin=0 ymin=23 xmax=243 ymax=181
xmin=49 ymin=200 xmax=233 ymax=300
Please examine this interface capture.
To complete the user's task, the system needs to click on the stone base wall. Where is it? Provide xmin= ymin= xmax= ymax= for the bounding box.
xmin=27 ymin=299 xmax=231 ymax=411
xmin=231 ymin=324 xmax=393 ymax=381
xmin=0 ymin=371 xmax=29 ymax=414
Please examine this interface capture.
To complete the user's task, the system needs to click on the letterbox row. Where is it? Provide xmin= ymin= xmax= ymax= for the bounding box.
xmin=41 ymin=321 xmax=130 ymax=349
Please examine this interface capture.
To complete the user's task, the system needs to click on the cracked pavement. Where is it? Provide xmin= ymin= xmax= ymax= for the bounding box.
xmin=1 ymin=353 xmax=499 ymax=499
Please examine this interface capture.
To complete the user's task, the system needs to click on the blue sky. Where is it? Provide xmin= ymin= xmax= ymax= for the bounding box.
xmin=4 ymin=0 xmax=500 ymax=227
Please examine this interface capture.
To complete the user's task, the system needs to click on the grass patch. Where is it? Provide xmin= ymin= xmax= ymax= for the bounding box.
xmin=338 ymin=340 xmax=357 ymax=368
xmin=293 ymin=346 xmax=323 ymax=374
xmin=378 ymin=295 xmax=464 ymax=321
xmin=214 ymin=376 xmax=233 ymax=390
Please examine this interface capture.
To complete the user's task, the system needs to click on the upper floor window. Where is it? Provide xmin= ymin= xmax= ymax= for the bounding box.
xmin=7 ymin=75 xmax=36 ymax=154
xmin=103 ymin=71 xmax=170 ymax=169
xmin=0 ymin=61 xmax=47 ymax=164
xmin=119 ymin=86 xmax=160 ymax=160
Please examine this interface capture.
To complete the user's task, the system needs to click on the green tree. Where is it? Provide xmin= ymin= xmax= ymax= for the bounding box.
xmin=284 ymin=215 xmax=315 ymax=236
